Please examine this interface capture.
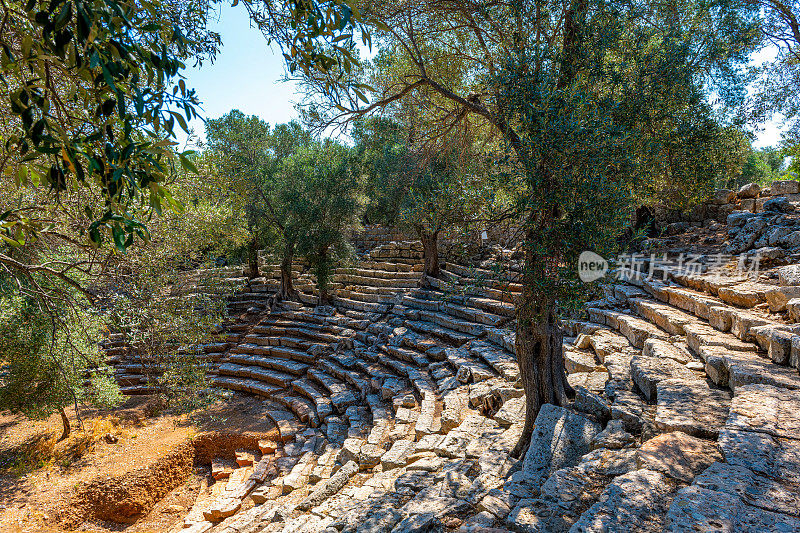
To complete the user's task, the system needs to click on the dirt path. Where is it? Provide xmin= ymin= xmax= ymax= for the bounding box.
xmin=0 ymin=394 xmax=276 ymax=533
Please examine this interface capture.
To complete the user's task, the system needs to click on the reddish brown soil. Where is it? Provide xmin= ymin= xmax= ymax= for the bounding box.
xmin=0 ymin=394 xmax=277 ymax=533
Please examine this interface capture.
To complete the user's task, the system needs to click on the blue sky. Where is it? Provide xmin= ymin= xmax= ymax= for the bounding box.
xmin=178 ymin=4 xmax=301 ymax=148
xmin=180 ymin=4 xmax=784 ymax=149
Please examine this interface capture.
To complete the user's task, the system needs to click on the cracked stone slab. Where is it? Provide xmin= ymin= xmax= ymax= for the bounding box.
xmin=664 ymin=485 xmax=800 ymax=532
xmin=521 ymin=404 xmax=601 ymax=487
xmin=568 ymin=469 xmax=677 ymax=533
xmin=630 ymin=355 xmax=701 ymax=401
xmin=655 ymin=378 xmax=731 ymax=438
xmin=635 ymin=431 xmax=721 ymax=483
xmin=726 ymin=384 xmax=800 ymax=439
xmin=692 ymin=462 xmax=800 ymax=517
xmin=718 ymin=427 xmax=800 ymax=485
xmin=493 ymin=396 xmax=525 ymax=427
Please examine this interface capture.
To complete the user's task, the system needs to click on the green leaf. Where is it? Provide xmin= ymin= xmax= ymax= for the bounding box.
xmin=112 ymin=224 xmax=126 ymax=252
xmin=179 ymin=152 xmax=198 ymax=174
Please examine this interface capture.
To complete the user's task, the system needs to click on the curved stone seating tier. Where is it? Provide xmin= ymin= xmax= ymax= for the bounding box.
xmin=103 ymin=245 xmax=800 ymax=532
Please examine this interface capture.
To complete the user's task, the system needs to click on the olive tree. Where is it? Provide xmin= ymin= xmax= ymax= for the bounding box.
xmin=300 ymin=0 xmax=759 ymax=453
xmin=282 ymin=139 xmax=361 ymax=304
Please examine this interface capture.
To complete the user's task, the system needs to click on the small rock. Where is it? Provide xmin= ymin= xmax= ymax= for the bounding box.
xmin=708 ymin=189 xmax=736 ymax=205
xmin=778 ymin=264 xmax=800 ymax=286
xmin=592 ymin=419 xmax=635 ymax=450
xmin=738 ymin=182 xmax=761 ymax=199
xmin=764 ymin=196 xmax=794 ymax=213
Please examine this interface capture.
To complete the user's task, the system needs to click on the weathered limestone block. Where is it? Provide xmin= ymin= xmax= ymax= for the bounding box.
xmin=717 ymin=282 xmax=770 ymax=308
xmin=765 ymin=286 xmax=800 ymax=312
xmin=574 ymin=386 xmax=611 ymax=421
xmin=767 ymin=329 xmax=794 ymax=365
xmin=708 ymin=305 xmax=735 ymax=331
xmin=357 ymin=443 xmax=385 ymax=468
xmin=616 ymin=313 xmax=670 ymax=348
xmin=586 ymin=329 xmax=631 ymax=362
xmin=693 ymin=461 xmax=800 ymax=517
xmin=630 ymin=355 xmax=700 ymax=401
xmin=592 ymin=419 xmax=635 ymax=450
xmin=665 ymin=484 xmax=800 ymax=533
xmin=642 ymin=338 xmax=691 ymax=364
xmin=764 ymin=196 xmax=795 ymax=212
xmin=726 ymin=384 xmax=800 ymax=438
xmin=521 ymin=404 xmax=601 ymax=487
xmin=494 ymin=396 xmax=525 ymax=427
xmin=212 ymin=458 xmax=234 ymax=480
xmin=381 ymin=439 xmax=415 ymax=470
xmin=414 ymin=433 xmax=444 ymax=453
xmin=631 ymin=299 xmax=694 ymax=335
xmin=770 ymin=179 xmax=800 ymax=195
xmin=655 ymin=378 xmax=731 ymax=438
xmin=297 ymin=460 xmax=358 ymax=511
xmin=728 ymin=217 xmax=767 ymax=253
xmin=635 ymin=431 xmax=721 ymax=483
xmin=738 ymin=182 xmax=761 ymax=199
xmin=708 ymin=188 xmax=737 ymax=204
xmin=730 ymin=310 xmax=775 ymax=342
xmin=568 ymin=469 xmax=677 ymax=533
xmin=339 ymin=437 xmax=364 ymax=464
xmin=788 ymin=298 xmax=800 ymax=323
xmin=565 ymin=349 xmax=600 ymax=373
xmin=567 ymin=371 xmax=610 ymax=393
xmin=478 ymin=488 xmax=515 ymax=519
xmin=684 ymin=322 xmax=758 ymax=354
xmin=719 ymin=427 xmax=800 ymax=485
xmin=610 ymin=390 xmax=644 ymax=434
xmin=604 ymin=352 xmax=634 ymax=385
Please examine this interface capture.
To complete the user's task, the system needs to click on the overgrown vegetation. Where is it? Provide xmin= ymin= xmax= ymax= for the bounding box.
xmin=1 ymin=0 xmax=799 ymax=458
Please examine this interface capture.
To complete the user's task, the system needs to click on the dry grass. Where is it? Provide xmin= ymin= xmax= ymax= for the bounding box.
xmin=0 ymin=416 xmax=132 ymax=478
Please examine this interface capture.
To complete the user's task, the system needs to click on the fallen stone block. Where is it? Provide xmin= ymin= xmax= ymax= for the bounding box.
xmin=636 ymin=431 xmax=721 ymax=483
xmin=521 ymin=404 xmax=601 ymax=487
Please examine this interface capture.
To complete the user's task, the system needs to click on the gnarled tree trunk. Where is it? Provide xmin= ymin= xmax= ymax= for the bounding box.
xmin=58 ymin=407 xmax=71 ymax=442
xmin=315 ymin=246 xmax=332 ymax=306
xmin=512 ymin=234 xmax=574 ymax=458
xmin=279 ymin=240 xmax=296 ymax=300
xmin=421 ymin=231 xmax=440 ymax=286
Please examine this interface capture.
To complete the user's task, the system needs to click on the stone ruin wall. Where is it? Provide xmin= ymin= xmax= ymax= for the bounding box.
xmin=653 ymin=179 xmax=800 ymax=230
xmin=351 ymin=223 xmax=522 ymax=257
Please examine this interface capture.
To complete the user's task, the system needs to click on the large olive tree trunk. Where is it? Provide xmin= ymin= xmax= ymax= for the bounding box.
xmin=279 ymin=240 xmax=296 ymax=300
xmin=512 ymin=231 xmax=574 ymax=457
xmin=421 ymin=231 xmax=440 ymax=285
xmin=247 ymin=237 xmax=260 ymax=279
xmin=315 ymin=246 xmax=332 ymax=306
